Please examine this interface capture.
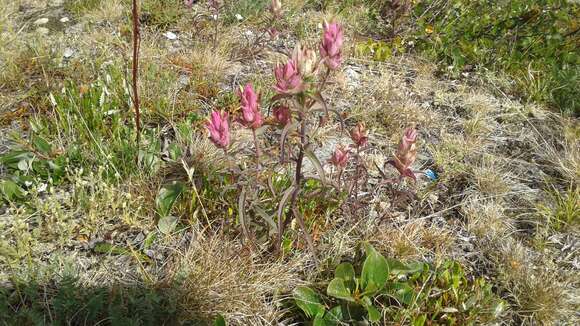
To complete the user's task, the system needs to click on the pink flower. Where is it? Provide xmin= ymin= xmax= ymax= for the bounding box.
xmin=274 ymin=59 xmax=304 ymax=94
xmin=350 ymin=122 xmax=368 ymax=147
xmin=268 ymin=28 xmax=279 ymax=39
xmin=273 ymin=105 xmax=291 ymax=125
xmin=206 ymin=110 xmax=230 ymax=149
xmin=292 ymin=42 xmax=318 ymax=77
xmin=270 ymin=0 xmax=282 ymax=17
xmin=184 ymin=0 xmax=194 ymax=8
xmin=329 ymin=145 xmax=350 ymax=169
xmin=388 ymin=127 xmax=418 ymax=181
xmin=319 ymin=21 xmax=344 ymax=70
xmin=238 ymin=83 xmax=263 ymax=129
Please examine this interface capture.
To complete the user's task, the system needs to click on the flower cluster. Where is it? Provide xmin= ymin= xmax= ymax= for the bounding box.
xmin=319 ymin=22 xmax=343 ymax=70
xmin=388 ymin=127 xmax=418 ymax=181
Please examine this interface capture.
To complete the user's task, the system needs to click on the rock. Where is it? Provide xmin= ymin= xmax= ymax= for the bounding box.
xmin=63 ymin=48 xmax=74 ymax=58
xmin=164 ymin=31 xmax=177 ymax=40
xmin=235 ymin=14 xmax=244 ymax=21
xmin=60 ymin=17 xmax=70 ymax=23
xmin=36 ymin=27 xmax=49 ymax=35
xmin=34 ymin=18 xmax=49 ymax=25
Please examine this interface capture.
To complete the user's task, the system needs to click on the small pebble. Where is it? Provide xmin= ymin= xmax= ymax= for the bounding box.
xmin=164 ymin=31 xmax=177 ymax=40
xmin=235 ymin=14 xmax=243 ymax=21
xmin=34 ymin=18 xmax=49 ymax=25
xmin=63 ymin=48 xmax=74 ymax=58
xmin=60 ymin=17 xmax=70 ymax=23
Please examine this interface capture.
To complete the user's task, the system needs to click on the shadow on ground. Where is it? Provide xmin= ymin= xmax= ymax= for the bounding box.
xmin=0 ymin=276 xmax=208 ymax=325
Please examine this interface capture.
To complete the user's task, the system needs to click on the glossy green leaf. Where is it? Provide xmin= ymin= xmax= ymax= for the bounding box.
xmin=361 ymin=296 xmax=381 ymax=322
xmin=334 ymin=262 xmax=355 ymax=282
xmin=384 ymin=282 xmax=414 ymax=305
xmin=155 ymin=182 xmax=185 ymax=217
xmin=361 ymin=244 xmax=389 ymax=294
xmin=293 ymin=286 xmax=325 ymax=318
xmin=213 ymin=314 xmax=226 ymax=326
xmin=327 ymin=278 xmax=353 ymax=302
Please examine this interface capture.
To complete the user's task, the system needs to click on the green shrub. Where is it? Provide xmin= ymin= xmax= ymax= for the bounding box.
xmin=412 ymin=0 xmax=579 ymax=115
xmin=293 ymin=244 xmax=506 ymax=324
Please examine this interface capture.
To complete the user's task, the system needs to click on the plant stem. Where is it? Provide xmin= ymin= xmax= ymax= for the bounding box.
xmin=131 ymin=0 xmax=141 ymax=146
xmin=252 ymin=128 xmax=261 ymax=168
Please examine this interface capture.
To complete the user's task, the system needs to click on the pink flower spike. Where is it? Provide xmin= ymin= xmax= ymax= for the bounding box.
xmin=350 ymin=122 xmax=368 ymax=148
xmin=238 ymin=83 xmax=263 ymax=129
xmin=388 ymin=127 xmax=418 ymax=181
xmin=274 ymin=59 xmax=304 ymax=94
xmin=273 ymin=105 xmax=291 ymax=125
xmin=319 ymin=21 xmax=344 ymax=70
xmin=329 ymin=145 xmax=350 ymax=169
xmin=206 ymin=110 xmax=231 ymax=149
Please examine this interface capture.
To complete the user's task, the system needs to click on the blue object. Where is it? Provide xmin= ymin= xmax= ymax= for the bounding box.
xmin=424 ymin=169 xmax=438 ymax=181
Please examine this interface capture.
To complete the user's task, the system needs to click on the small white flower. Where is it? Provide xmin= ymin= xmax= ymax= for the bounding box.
xmin=38 ymin=183 xmax=48 ymax=193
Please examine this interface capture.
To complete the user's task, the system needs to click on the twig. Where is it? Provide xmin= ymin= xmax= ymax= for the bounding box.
xmin=132 ymin=0 xmax=141 ymax=145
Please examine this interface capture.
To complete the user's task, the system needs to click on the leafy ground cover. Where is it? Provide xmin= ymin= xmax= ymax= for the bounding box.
xmin=0 ymin=0 xmax=578 ymax=325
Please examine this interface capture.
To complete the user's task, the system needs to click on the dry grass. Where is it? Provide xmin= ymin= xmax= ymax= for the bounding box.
xmin=172 ymin=235 xmax=305 ymax=324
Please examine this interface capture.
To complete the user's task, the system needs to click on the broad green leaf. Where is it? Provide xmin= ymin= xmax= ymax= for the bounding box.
xmin=32 ymin=136 xmax=52 ymax=155
xmin=155 ymin=182 xmax=185 ymax=217
xmin=335 ymin=263 xmax=355 ymax=282
xmin=0 ymin=180 xmax=25 ymax=201
xmin=325 ymin=306 xmax=344 ymax=322
xmin=384 ymin=282 xmax=414 ymax=305
xmin=361 ymin=244 xmax=389 ymax=294
xmin=213 ymin=314 xmax=226 ymax=326
xmin=293 ymin=286 xmax=325 ymax=318
xmin=327 ymin=278 xmax=354 ymax=301
xmin=361 ymin=296 xmax=381 ymax=322
xmin=158 ymin=215 xmax=178 ymax=235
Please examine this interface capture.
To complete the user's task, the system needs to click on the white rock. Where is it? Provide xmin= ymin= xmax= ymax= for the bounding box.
xmin=235 ymin=14 xmax=243 ymax=21
xmin=34 ymin=18 xmax=49 ymax=25
xmin=36 ymin=27 xmax=49 ymax=35
xmin=60 ymin=17 xmax=70 ymax=23
xmin=164 ymin=31 xmax=177 ymax=40
xmin=63 ymin=48 xmax=74 ymax=58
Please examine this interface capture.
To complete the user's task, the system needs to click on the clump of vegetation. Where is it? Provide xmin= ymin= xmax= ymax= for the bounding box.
xmin=293 ymin=244 xmax=505 ymax=324
xmin=411 ymin=0 xmax=579 ymax=115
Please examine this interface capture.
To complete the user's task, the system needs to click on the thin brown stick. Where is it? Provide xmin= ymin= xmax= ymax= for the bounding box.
xmin=132 ymin=0 xmax=141 ymax=145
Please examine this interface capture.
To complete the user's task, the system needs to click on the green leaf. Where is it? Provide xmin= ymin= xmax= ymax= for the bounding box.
xmin=384 ymin=282 xmax=414 ymax=305
xmin=0 ymin=179 xmax=25 ymax=201
xmin=335 ymin=263 xmax=355 ymax=282
xmin=293 ymin=286 xmax=325 ymax=318
xmin=158 ymin=215 xmax=178 ymax=235
xmin=168 ymin=143 xmax=182 ymax=160
xmin=327 ymin=278 xmax=354 ymax=302
xmin=325 ymin=306 xmax=344 ymax=322
xmin=413 ymin=315 xmax=427 ymax=326
xmin=213 ymin=314 xmax=226 ymax=326
xmin=155 ymin=182 xmax=185 ymax=217
xmin=361 ymin=296 xmax=381 ymax=322
xmin=32 ymin=136 xmax=52 ymax=155
xmin=361 ymin=244 xmax=389 ymax=294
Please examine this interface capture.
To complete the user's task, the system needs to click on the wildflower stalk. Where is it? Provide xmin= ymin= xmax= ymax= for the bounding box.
xmin=131 ymin=0 xmax=141 ymax=145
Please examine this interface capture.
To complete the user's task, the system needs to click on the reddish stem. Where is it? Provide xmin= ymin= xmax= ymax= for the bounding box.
xmin=132 ymin=0 xmax=141 ymax=145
